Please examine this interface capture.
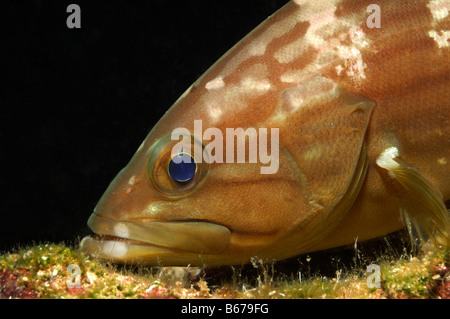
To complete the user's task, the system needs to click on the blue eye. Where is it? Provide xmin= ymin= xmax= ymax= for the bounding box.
xmin=168 ymin=153 xmax=197 ymax=183
xmin=148 ymin=134 xmax=209 ymax=196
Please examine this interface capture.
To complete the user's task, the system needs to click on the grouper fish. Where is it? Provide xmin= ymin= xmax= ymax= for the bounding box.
xmin=81 ymin=0 xmax=450 ymax=266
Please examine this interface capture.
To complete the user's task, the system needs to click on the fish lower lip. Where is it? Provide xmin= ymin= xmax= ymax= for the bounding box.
xmin=83 ymin=213 xmax=231 ymax=254
xmin=80 ymin=234 xmax=176 ymax=260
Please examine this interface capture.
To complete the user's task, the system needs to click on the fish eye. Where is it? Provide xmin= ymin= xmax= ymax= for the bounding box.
xmin=168 ymin=153 xmax=197 ymax=183
xmin=147 ymin=134 xmax=208 ymax=196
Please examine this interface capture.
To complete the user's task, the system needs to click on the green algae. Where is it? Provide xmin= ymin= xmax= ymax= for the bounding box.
xmin=1 ymin=241 xmax=448 ymax=299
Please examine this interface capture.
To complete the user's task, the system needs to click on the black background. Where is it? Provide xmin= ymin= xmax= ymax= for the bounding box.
xmin=1 ymin=0 xmax=289 ymax=252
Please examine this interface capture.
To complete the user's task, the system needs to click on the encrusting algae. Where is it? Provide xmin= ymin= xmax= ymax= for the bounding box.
xmin=1 ymin=238 xmax=449 ymax=299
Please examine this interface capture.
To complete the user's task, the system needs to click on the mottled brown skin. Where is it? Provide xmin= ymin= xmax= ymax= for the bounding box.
xmin=317 ymin=0 xmax=450 ymax=250
xmin=82 ymin=0 xmax=449 ymax=265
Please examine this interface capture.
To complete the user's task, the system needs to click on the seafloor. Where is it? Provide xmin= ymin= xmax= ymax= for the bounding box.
xmin=1 ymin=233 xmax=449 ymax=299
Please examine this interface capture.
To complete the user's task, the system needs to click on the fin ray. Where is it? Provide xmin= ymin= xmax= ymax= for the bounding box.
xmin=377 ymin=147 xmax=450 ymax=247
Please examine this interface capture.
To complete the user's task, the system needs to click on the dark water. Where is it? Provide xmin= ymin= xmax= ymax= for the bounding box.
xmin=0 ymin=0 xmax=287 ymax=253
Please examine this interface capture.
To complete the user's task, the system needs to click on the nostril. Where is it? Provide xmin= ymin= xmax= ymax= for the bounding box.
xmin=128 ymin=175 xmax=140 ymax=186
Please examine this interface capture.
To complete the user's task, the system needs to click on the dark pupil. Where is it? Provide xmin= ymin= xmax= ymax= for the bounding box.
xmin=168 ymin=153 xmax=196 ymax=183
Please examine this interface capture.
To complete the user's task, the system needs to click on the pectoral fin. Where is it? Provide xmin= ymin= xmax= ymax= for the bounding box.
xmin=376 ymin=147 xmax=450 ymax=247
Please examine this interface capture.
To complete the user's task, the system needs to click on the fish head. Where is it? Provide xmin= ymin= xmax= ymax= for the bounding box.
xmin=81 ymin=1 xmax=378 ymax=266
xmin=81 ymin=74 xmax=374 ymax=266
xmin=81 ymin=90 xmax=317 ymax=266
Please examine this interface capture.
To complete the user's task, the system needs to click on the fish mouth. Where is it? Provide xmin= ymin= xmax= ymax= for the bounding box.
xmin=80 ymin=213 xmax=231 ymax=265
